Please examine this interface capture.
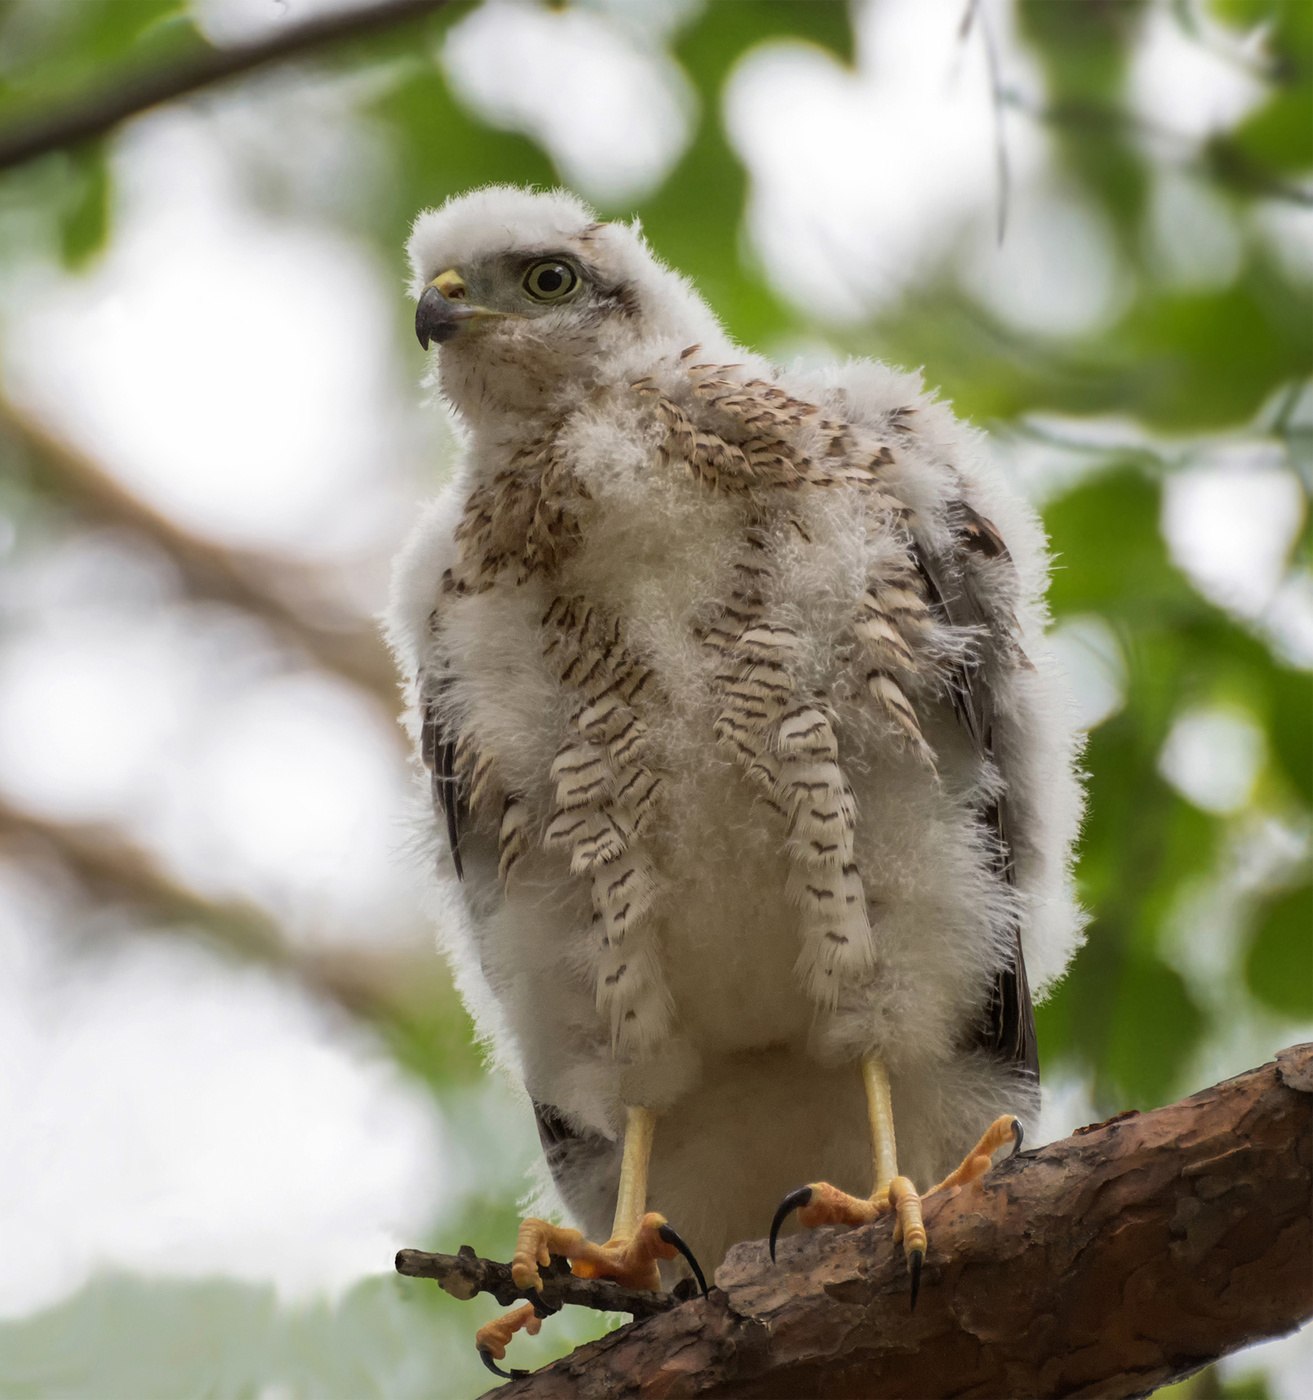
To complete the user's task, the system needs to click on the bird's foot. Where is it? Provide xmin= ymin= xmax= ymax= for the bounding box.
xmin=510 ymin=1211 xmax=706 ymax=1294
xmin=924 ymin=1114 xmax=1023 ymax=1195
xmin=475 ymin=1213 xmax=707 ymax=1381
xmin=475 ymin=1304 xmax=542 ymax=1381
xmin=769 ymin=1176 xmax=926 ymax=1302
xmin=769 ymin=1113 xmax=1022 ymax=1309
xmin=569 ymin=1212 xmax=707 ymax=1293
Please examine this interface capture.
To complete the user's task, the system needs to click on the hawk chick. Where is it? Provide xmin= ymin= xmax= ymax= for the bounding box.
xmin=386 ymin=186 xmax=1084 ymax=1374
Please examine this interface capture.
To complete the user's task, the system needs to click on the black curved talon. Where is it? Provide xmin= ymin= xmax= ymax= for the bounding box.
xmin=907 ymin=1246 xmax=924 ymax=1312
xmin=769 ymin=1185 xmax=814 ymax=1263
xmin=657 ymin=1222 xmax=709 ymax=1297
xmin=527 ymin=1287 xmax=559 ymax=1318
xmin=1010 ymin=1119 xmax=1025 ymax=1157
xmin=478 ymin=1348 xmax=529 ymax=1382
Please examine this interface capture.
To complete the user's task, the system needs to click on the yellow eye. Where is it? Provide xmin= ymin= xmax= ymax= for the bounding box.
xmin=523 ymin=260 xmax=578 ymax=301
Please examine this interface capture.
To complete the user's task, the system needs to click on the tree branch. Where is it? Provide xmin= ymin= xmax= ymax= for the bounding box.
xmin=395 ymin=1245 xmax=681 ymax=1322
xmin=400 ymin=1047 xmax=1313 ymax=1399
xmin=0 ymin=0 xmax=456 ymax=173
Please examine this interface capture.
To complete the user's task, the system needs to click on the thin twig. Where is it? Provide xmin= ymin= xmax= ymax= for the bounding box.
xmin=1168 ymin=0 xmax=1290 ymax=84
xmin=395 ymin=1246 xmax=680 ymax=1320
xmin=960 ymin=0 xmax=1011 ymax=243
xmin=0 ymin=0 xmax=456 ymax=173
xmin=1001 ymin=89 xmax=1313 ymax=207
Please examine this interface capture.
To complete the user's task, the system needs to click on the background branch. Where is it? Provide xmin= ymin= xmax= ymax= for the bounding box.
xmin=0 ymin=0 xmax=456 ymax=173
xmin=1 ymin=400 xmax=397 ymax=701
xmin=406 ymin=1047 xmax=1312 ymax=1399
xmin=0 ymin=791 xmax=438 ymax=1023
xmin=1001 ymin=90 xmax=1313 ymax=207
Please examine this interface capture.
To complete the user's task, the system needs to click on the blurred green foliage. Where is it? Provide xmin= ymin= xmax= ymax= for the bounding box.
xmin=0 ymin=0 xmax=1308 ymax=1396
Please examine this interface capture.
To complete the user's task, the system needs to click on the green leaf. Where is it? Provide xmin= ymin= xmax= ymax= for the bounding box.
xmin=1266 ymin=663 xmax=1313 ymax=805
xmin=1040 ymin=935 xmax=1208 ymax=1109
xmin=1190 ymin=620 xmax=1313 ymax=808
xmin=1043 ymin=470 xmax=1196 ymax=622
xmin=375 ymin=974 xmax=486 ymax=1092
xmin=1105 ymin=954 xmax=1207 ymax=1106
xmin=65 ymin=0 xmax=186 ymax=64
xmin=1156 ymin=1360 xmax=1274 ymax=1400
xmin=0 ymin=1 xmax=195 ymax=123
xmin=1215 ymin=0 xmax=1313 ymax=176
xmin=627 ymin=0 xmax=857 ymax=348
xmin=1245 ymin=881 xmax=1313 ymax=1017
xmin=1047 ymin=693 xmax=1220 ymax=1103
xmin=57 ymin=145 xmax=109 ymax=267
xmin=680 ymin=0 xmax=855 ymax=69
xmin=366 ymin=64 xmax=556 ymax=255
xmin=0 ymin=1269 xmax=549 ymax=1400
xmin=1015 ymin=0 xmax=1151 ymax=241
xmin=1034 ymin=469 xmax=1299 ymax=1103
xmin=1018 ymin=0 xmax=1147 ymax=99
xmin=1217 ymin=1374 xmax=1275 ymax=1400
xmin=764 ymin=0 xmax=856 ymax=65
xmin=1216 ymin=91 xmax=1313 ymax=184
xmin=1117 ymin=271 xmax=1313 ymax=431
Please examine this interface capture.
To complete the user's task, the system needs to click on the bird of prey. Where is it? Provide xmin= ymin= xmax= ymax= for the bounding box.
xmin=387 ymin=186 xmax=1084 ymax=1378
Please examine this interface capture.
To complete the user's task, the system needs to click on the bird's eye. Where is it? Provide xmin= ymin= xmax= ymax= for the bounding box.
xmin=523 ymin=261 xmax=579 ymax=302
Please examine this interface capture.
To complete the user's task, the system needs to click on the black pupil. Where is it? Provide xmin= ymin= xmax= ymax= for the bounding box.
xmin=535 ymin=266 xmax=565 ymax=294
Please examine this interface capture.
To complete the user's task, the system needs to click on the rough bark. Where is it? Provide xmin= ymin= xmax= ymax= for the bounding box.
xmin=415 ymin=1047 xmax=1313 ymax=1399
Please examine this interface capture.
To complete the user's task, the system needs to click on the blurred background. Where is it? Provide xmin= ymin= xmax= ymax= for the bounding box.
xmin=0 ymin=0 xmax=1308 ymax=1395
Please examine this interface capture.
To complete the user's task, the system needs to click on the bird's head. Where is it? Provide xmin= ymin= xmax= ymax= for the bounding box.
xmin=407 ymin=185 xmax=724 ymax=422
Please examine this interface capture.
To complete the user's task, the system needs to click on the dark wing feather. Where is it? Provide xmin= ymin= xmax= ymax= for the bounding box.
xmin=532 ymin=1099 xmax=617 ymax=1226
xmin=532 ymin=1099 xmax=581 ymax=1157
xmin=917 ymin=502 xmax=1039 ymax=1080
xmin=420 ymin=674 xmax=465 ymax=881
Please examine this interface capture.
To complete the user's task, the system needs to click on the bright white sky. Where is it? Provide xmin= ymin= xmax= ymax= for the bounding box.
xmin=0 ymin=0 xmax=1309 ymax=1391
xmin=0 ymin=866 xmax=446 ymax=1316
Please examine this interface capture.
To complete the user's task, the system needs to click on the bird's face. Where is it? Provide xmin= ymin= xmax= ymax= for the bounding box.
xmin=407 ymin=186 xmax=724 ymax=423
xmin=414 ymin=250 xmax=604 ymax=351
xmin=412 ymin=232 xmax=645 ymax=424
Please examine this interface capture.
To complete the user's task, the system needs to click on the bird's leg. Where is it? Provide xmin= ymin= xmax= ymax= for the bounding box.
xmin=768 ymin=1057 xmax=926 ymax=1294
xmin=476 ymin=1106 xmax=706 ymax=1380
xmin=769 ymin=1056 xmax=1021 ymax=1307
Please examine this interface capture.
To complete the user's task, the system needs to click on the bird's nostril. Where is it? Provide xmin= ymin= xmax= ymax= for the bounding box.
xmin=446 ymin=286 xmax=467 ymax=300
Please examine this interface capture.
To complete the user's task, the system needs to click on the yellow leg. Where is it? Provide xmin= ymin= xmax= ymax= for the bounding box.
xmin=770 ymin=1055 xmax=1020 ymax=1308
xmin=863 ymin=1057 xmax=928 ymax=1274
xmin=607 ymin=1102 xmax=657 ymax=1242
xmin=477 ymin=1106 xmax=706 ymax=1380
xmin=863 ymin=1055 xmax=898 ymax=1195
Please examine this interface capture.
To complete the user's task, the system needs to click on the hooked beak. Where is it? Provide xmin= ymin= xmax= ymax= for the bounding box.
xmin=415 ymin=284 xmax=477 ymax=349
xmin=415 ymin=269 xmax=503 ymax=349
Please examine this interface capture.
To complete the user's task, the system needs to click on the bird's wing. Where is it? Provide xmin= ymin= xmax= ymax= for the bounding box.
xmin=420 ymin=670 xmax=466 ymax=881
xmin=916 ymin=502 xmax=1039 ymax=1079
xmin=528 ymin=1099 xmax=628 ymax=1282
